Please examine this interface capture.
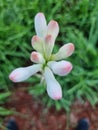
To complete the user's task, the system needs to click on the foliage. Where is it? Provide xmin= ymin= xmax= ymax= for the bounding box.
xmin=0 ymin=91 xmax=12 ymax=117
xmin=0 ymin=92 xmax=11 ymax=104
xmin=0 ymin=107 xmax=13 ymax=116
xmin=0 ymin=0 xmax=98 ymax=111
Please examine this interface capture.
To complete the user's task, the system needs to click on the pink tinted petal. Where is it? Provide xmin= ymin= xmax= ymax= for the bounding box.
xmin=53 ymin=43 xmax=75 ymax=60
xmin=30 ymin=51 xmax=45 ymax=63
xmin=31 ymin=35 xmax=44 ymax=53
xmin=44 ymin=67 xmax=62 ymax=100
xmin=9 ymin=64 xmax=42 ymax=82
xmin=34 ymin=12 xmax=47 ymax=37
xmin=48 ymin=60 xmax=73 ymax=76
xmin=47 ymin=20 xmax=59 ymax=41
xmin=44 ymin=34 xmax=54 ymax=58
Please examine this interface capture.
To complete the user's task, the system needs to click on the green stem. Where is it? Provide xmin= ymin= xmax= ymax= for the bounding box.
xmin=66 ymin=111 xmax=70 ymax=130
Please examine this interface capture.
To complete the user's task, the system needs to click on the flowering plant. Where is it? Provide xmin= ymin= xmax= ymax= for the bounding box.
xmin=9 ymin=13 xmax=75 ymax=100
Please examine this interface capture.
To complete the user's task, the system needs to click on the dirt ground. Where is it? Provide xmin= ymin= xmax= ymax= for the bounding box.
xmin=3 ymin=84 xmax=98 ymax=130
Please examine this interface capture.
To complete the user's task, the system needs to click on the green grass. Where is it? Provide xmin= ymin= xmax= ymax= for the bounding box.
xmin=0 ymin=0 xmax=98 ymax=111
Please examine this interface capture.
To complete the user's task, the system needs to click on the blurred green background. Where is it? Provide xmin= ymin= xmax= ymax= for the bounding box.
xmin=0 ymin=0 xmax=98 ymax=111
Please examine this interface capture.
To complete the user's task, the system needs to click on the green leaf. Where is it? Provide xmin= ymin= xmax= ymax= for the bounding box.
xmin=0 ymin=107 xmax=13 ymax=116
xmin=0 ymin=92 xmax=11 ymax=100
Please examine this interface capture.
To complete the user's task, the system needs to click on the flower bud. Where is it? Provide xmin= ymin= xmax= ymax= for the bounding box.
xmin=53 ymin=43 xmax=75 ymax=60
xmin=9 ymin=64 xmax=42 ymax=82
xmin=44 ymin=34 xmax=54 ymax=58
xmin=44 ymin=67 xmax=62 ymax=100
xmin=31 ymin=35 xmax=44 ymax=53
xmin=47 ymin=20 xmax=59 ymax=41
xmin=48 ymin=60 xmax=72 ymax=76
xmin=34 ymin=12 xmax=47 ymax=37
xmin=30 ymin=51 xmax=45 ymax=63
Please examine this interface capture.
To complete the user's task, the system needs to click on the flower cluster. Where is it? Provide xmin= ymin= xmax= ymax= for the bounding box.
xmin=9 ymin=13 xmax=75 ymax=100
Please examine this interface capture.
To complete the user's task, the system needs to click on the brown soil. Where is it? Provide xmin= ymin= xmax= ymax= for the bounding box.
xmin=3 ymin=84 xmax=98 ymax=130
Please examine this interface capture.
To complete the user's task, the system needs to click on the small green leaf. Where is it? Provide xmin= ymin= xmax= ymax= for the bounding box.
xmin=0 ymin=107 xmax=13 ymax=116
xmin=0 ymin=92 xmax=11 ymax=100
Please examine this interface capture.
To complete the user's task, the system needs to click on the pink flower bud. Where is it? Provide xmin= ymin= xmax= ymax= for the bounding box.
xmin=48 ymin=60 xmax=73 ymax=76
xmin=34 ymin=12 xmax=47 ymax=37
xmin=31 ymin=35 xmax=44 ymax=53
xmin=44 ymin=67 xmax=62 ymax=100
xmin=53 ymin=43 xmax=75 ymax=60
xmin=30 ymin=51 xmax=45 ymax=63
xmin=44 ymin=34 xmax=54 ymax=58
xmin=9 ymin=64 xmax=42 ymax=82
xmin=47 ymin=20 xmax=59 ymax=41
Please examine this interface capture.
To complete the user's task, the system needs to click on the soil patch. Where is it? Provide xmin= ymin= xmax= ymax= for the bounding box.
xmin=3 ymin=84 xmax=98 ymax=130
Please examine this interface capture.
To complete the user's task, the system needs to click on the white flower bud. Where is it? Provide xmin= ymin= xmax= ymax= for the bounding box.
xmin=30 ymin=51 xmax=45 ymax=63
xmin=53 ymin=43 xmax=75 ymax=60
xmin=34 ymin=12 xmax=47 ymax=38
xmin=48 ymin=60 xmax=72 ymax=76
xmin=44 ymin=67 xmax=62 ymax=100
xmin=9 ymin=64 xmax=42 ymax=82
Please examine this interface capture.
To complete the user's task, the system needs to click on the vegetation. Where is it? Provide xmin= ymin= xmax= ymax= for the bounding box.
xmin=0 ymin=0 xmax=98 ymax=114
